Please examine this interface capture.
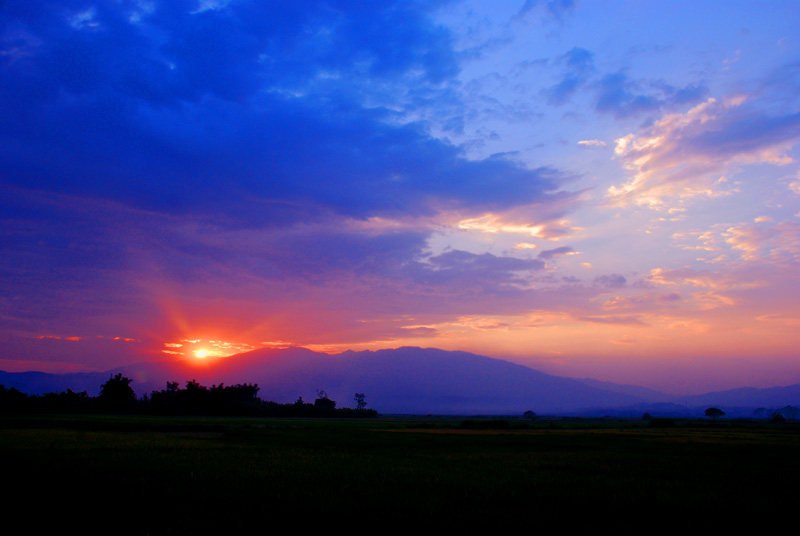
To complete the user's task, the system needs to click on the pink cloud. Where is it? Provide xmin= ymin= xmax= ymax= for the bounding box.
xmin=608 ymin=96 xmax=800 ymax=208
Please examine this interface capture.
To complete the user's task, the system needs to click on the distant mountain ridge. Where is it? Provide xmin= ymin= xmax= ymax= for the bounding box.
xmin=2 ymin=346 xmax=799 ymax=416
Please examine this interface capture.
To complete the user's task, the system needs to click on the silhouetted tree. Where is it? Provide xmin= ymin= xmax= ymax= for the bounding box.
xmin=0 ymin=385 xmax=28 ymax=413
xmin=354 ymin=393 xmax=367 ymax=410
xmin=314 ymin=390 xmax=336 ymax=411
xmin=2 ymin=375 xmax=380 ymax=417
xmin=181 ymin=379 xmax=212 ymax=414
xmin=705 ymin=407 xmax=725 ymax=420
xmin=777 ymin=406 xmax=799 ymax=420
xmin=99 ymin=373 xmax=135 ymax=412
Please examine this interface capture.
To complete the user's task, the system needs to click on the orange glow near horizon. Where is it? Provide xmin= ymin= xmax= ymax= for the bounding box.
xmin=161 ymin=337 xmax=293 ymax=365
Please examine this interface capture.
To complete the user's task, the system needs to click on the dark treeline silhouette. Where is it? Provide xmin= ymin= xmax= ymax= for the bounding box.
xmin=0 ymin=375 xmax=378 ymax=418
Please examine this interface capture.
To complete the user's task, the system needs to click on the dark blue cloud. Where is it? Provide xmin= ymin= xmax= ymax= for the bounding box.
xmin=405 ymin=250 xmax=545 ymax=294
xmin=669 ymin=83 xmax=709 ymax=105
xmin=595 ymin=73 xmax=661 ymax=118
xmin=595 ymin=72 xmax=708 ymax=119
xmin=0 ymin=1 xmax=582 ymax=352
xmin=545 ymin=0 xmax=577 ymax=20
xmin=544 ymin=47 xmax=594 ymax=105
xmin=689 ymin=108 xmax=800 ymax=158
xmin=2 ymin=1 xmax=459 ymax=104
xmin=1 ymin=0 xmax=565 ymax=225
xmin=428 ymin=249 xmax=543 ymax=274
xmin=518 ymin=0 xmax=577 ymax=22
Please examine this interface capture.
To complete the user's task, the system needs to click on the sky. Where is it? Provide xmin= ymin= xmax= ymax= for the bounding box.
xmin=2 ymin=0 xmax=799 ymax=395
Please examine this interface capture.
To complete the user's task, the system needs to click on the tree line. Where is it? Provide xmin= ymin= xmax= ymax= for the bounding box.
xmin=0 ymin=374 xmax=378 ymax=418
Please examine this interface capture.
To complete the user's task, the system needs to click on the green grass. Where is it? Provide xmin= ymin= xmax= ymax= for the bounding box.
xmin=3 ymin=415 xmax=798 ymax=532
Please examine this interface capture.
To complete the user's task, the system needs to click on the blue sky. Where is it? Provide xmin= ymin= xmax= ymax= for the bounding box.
xmin=2 ymin=1 xmax=799 ymax=394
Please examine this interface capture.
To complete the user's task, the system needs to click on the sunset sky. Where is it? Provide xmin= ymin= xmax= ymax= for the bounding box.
xmin=2 ymin=1 xmax=799 ymax=394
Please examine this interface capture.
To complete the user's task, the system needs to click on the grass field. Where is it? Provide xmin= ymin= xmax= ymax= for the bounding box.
xmin=3 ymin=415 xmax=798 ymax=532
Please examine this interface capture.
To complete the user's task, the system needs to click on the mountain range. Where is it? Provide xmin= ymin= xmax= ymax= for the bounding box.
xmin=2 ymin=346 xmax=798 ymax=416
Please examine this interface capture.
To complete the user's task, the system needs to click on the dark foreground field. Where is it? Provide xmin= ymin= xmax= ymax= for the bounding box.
xmin=3 ymin=415 xmax=798 ymax=532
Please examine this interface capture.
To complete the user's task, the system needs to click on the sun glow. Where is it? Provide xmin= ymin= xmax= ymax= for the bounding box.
xmin=162 ymin=337 xmax=267 ymax=365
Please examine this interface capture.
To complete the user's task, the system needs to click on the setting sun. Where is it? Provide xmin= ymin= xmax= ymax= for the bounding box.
xmin=162 ymin=338 xmax=257 ymax=363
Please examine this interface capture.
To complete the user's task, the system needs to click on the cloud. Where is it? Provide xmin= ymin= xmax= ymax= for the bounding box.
xmin=602 ymin=292 xmax=681 ymax=311
xmin=538 ymin=246 xmax=577 ymax=260
xmin=595 ymin=72 xmax=708 ymax=119
xmin=691 ymin=291 xmax=736 ymax=310
xmin=544 ymin=47 xmax=594 ymax=105
xmin=0 ymin=1 xmax=581 ymax=338
xmin=608 ymin=96 xmax=800 ymax=207
xmin=789 ymin=169 xmax=800 ymax=194
xmin=646 ymin=267 xmax=764 ymax=290
xmin=416 ymin=250 xmax=545 ymax=290
xmin=454 ymin=193 xmax=583 ymax=240
xmin=578 ymin=139 xmax=606 ymax=147
xmin=596 ymin=73 xmax=660 ymax=118
xmin=1 ymin=0 xmax=580 ymax=233
xmin=541 ymin=55 xmax=708 ymax=118
xmin=578 ymin=315 xmax=647 ymax=326
xmin=517 ymin=0 xmax=576 ymax=22
xmin=724 ymin=220 xmax=800 ymax=263
xmin=1 ymin=179 xmax=571 ymax=353
xmin=671 ymin=218 xmax=800 ymax=266
xmin=69 ymin=7 xmax=101 ymax=30
xmin=593 ymin=274 xmax=626 ymax=288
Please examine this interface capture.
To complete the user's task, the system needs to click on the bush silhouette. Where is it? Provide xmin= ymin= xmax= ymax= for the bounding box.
xmin=99 ymin=373 xmax=135 ymax=412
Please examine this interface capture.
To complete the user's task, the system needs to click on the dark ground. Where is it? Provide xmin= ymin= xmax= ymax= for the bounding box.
xmin=3 ymin=414 xmax=797 ymax=532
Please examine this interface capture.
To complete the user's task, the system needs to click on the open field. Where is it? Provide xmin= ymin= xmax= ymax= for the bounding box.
xmin=3 ymin=415 xmax=798 ymax=532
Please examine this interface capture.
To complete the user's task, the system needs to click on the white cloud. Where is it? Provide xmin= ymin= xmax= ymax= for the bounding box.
xmin=578 ymin=139 xmax=607 ymax=147
xmin=70 ymin=8 xmax=101 ymax=30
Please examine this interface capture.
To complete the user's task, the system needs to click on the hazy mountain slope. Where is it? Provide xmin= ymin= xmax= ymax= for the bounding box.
xmin=91 ymin=347 xmax=651 ymax=413
xmin=578 ymin=378 xmax=674 ymax=403
xmin=677 ymin=384 xmax=800 ymax=408
xmin=4 ymin=347 xmax=799 ymax=415
xmin=0 ymin=370 xmax=110 ymax=396
xmin=313 ymin=347 xmax=644 ymax=413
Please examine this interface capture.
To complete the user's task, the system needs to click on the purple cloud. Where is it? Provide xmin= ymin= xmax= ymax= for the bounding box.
xmin=593 ymin=274 xmax=627 ymax=288
xmin=538 ymin=246 xmax=575 ymax=260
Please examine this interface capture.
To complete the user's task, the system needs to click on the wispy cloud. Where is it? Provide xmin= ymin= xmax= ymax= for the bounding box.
xmin=595 ymin=72 xmax=708 ymax=119
xmin=544 ymin=47 xmax=594 ymax=105
xmin=724 ymin=220 xmax=800 ymax=263
xmin=538 ymin=246 xmax=578 ymax=260
xmin=578 ymin=139 xmax=606 ymax=147
xmin=608 ymin=96 xmax=800 ymax=208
